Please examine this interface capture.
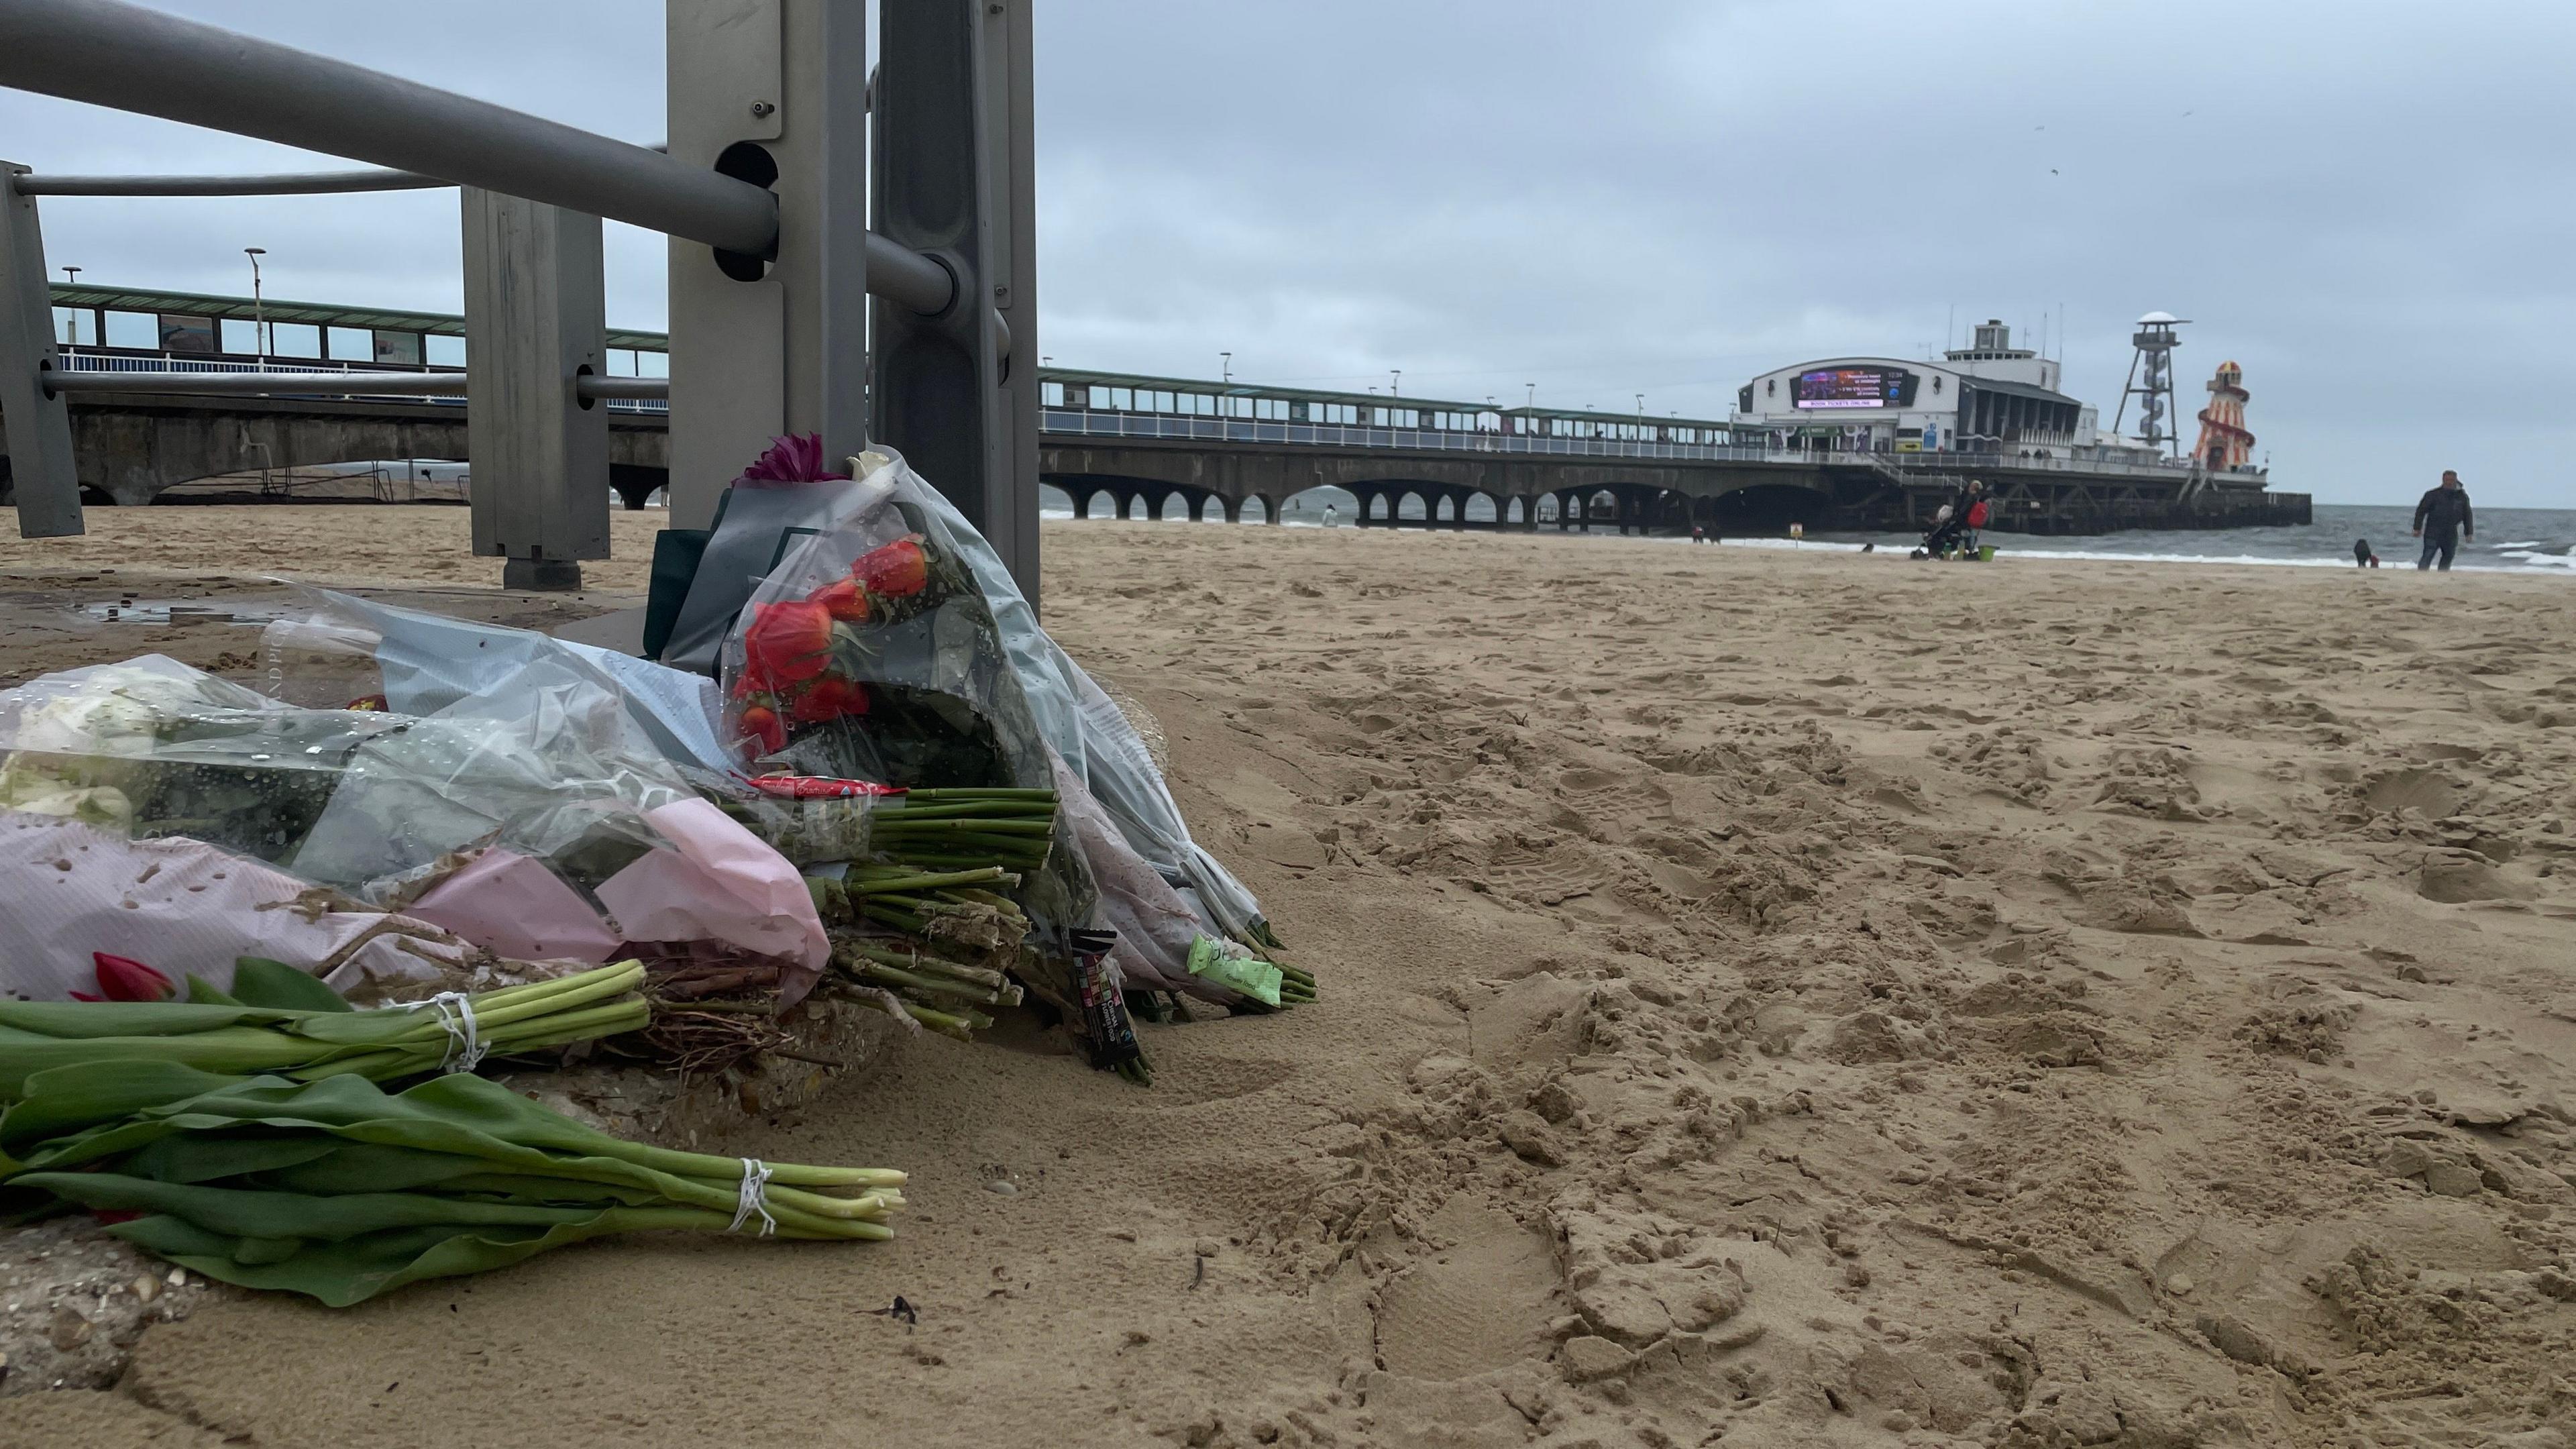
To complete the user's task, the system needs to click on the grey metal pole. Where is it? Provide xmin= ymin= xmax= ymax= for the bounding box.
xmin=0 ymin=159 xmax=80 ymax=536
xmin=874 ymin=0 xmax=1037 ymax=599
xmin=987 ymin=0 xmax=1041 ymax=602
xmin=0 ymin=0 xmax=780 ymax=257
xmin=16 ymin=168 xmax=446 ymax=196
xmin=816 ymin=0 xmax=870 ymax=469
xmin=245 ymin=247 xmax=266 ymax=366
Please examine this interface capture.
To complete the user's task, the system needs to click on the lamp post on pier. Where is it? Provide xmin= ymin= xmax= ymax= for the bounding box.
xmin=244 ymin=246 xmax=267 ymax=366
xmin=57 ymin=264 xmax=77 ymax=343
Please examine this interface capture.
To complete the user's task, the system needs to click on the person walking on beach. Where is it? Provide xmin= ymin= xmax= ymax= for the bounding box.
xmin=2412 ymin=471 xmax=2473 ymax=571
xmin=1323 ymin=502 xmax=1338 ymax=528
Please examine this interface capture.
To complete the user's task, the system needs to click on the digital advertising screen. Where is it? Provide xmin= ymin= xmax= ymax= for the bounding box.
xmin=1794 ymin=367 xmax=1916 ymax=409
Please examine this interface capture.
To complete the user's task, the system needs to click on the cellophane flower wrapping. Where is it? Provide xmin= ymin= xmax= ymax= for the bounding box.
xmin=0 ymin=648 xmax=828 ymax=1000
xmin=708 ymin=443 xmax=1278 ymax=1002
xmin=713 ymin=449 xmax=1099 ymax=976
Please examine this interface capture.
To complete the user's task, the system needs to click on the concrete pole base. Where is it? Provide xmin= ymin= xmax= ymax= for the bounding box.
xmin=504 ymin=557 xmax=585 ymax=592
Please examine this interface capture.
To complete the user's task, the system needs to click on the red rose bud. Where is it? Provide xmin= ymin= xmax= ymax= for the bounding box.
xmin=790 ymin=674 xmax=870 ymax=724
xmin=851 ymin=537 xmax=930 ymax=599
xmin=735 ymin=704 xmax=787 ymax=757
xmin=743 ymin=599 xmax=837 ymax=683
xmin=808 ymin=576 xmax=873 ymax=623
xmin=91 ymin=951 xmax=176 ymax=1002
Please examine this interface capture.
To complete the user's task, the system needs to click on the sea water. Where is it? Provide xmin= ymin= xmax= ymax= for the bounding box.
xmin=1806 ymin=503 xmax=2574 ymax=574
xmin=1037 ymin=487 xmax=2573 ymax=576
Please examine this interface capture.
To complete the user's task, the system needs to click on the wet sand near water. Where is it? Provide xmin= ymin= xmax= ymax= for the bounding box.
xmin=4 ymin=508 xmax=2575 ymax=1448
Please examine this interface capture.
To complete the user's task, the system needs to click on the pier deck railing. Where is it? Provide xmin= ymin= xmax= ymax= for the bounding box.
xmin=1042 ymin=408 xmax=2239 ymax=483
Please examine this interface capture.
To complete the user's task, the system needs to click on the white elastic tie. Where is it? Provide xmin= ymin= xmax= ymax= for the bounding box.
xmin=425 ymin=990 xmax=486 ymax=1074
xmin=730 ymin=1158 xmax=778 ymax=1237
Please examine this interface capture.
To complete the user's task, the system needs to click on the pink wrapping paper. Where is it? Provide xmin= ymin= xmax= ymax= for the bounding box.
xmin=412 ymin=799 xmax=828 ymax=1001
xmin=0 ymin=809 xmax=474 ymax=1002
xmin=595 ymin=798 xmax=830 ymax=999
xmin=405 ymin=849 xmax=625 ymax=963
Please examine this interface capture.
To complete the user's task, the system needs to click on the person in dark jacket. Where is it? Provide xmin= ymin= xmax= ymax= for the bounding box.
xmin=2412 ymin=472 xmax=2474 ymax=571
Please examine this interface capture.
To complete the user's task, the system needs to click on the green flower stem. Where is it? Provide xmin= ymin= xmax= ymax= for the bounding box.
xmin=851 ymin=961 xmax=1016 ymax=1009
xmin=448 ymin=961 xmax=641 ymax=1015
xmin=871 ymin=803 xmax=1055 ymax=822
xmin=877 ymin=818 xmax=1055 ymax=837
xmin=376 ymin=965 xmax=646 ymax=1046
xmin=295 ymin=1000 xmax=652 ymax=1081
xmin=849 ymin=947 xmax=1010 ymax=991
xmin=849 ymin=996 xmax=989 ymax=1041
xmin=856 ymin=905 xmax=927 ymax=934
xmin=843 ymin=867 xmax=1016 ymax=893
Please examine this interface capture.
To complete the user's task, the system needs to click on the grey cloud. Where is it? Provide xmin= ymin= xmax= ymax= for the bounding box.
xmin=4 ymin=1 xmax=2565 ymax=504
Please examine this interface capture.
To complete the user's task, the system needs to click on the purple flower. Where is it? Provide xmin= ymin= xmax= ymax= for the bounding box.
xmin=734 ymin=433 xmax=850 ymax=489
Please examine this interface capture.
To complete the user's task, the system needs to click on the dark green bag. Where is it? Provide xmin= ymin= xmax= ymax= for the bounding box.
xmin=641 ymin=525 xmax=713 ymax=661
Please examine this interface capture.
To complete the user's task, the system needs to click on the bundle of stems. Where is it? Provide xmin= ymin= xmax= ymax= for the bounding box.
xmin=724 ymin=787 xmax=1058 ymax=874
xmin=0 ymin=1063 xmax=904 ymax=1306
xmin=863 ymin=788 xmax=1059 ymax=874
xmin=1277 ymin=960 xmax=1319 ymax=1006
xmin=810 ymin=864 xmax=1033 ymax=948
xmin=0 ymin=961 xmax=650 ymax=1097
xmin=828 ymin=938 xmax=1024 ymax=1042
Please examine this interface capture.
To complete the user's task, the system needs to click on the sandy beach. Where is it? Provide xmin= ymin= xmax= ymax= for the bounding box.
xmin=3 ymin=507 xmax=2574 ymax=1449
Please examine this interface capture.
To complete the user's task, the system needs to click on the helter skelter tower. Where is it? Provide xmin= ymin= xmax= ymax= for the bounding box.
xmin=2110 ymin=311 xmax=2189 ymax=457
xmin=2194 ymin=360 xmax=2255 ymax=472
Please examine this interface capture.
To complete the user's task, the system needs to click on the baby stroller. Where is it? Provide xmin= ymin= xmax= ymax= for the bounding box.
xmin=1911 ymin=496 xmax=1990 ymax=561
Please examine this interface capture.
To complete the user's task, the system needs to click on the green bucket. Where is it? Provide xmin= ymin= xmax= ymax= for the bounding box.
xmin=1977 ymin=545 xmax=1996 ymax=561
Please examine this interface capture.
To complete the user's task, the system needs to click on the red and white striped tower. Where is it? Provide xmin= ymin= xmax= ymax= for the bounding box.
xmin=2194 ymin=360 xmax=2254 ymax=470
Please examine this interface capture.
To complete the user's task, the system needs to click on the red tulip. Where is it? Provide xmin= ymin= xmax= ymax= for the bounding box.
xmin=84 ymin=951 xmax=175 ymax=1003
xmin=735 ymin=704 xmax=786 ymax=757
xmin=743 ymin=599 xmax=836 ymax=683
xmin=790 ymin=674 xmax=871 ymax=724
xmin=808 ymin=576 xmax=873 ymax=623
xmin=851 ymin=537 xmax=930 ymax=599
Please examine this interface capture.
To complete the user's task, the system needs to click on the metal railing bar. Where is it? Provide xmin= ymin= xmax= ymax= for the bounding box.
xmin=575 ymin=375 xmax=671 ymax=400
xmin=0 ymin=0 xmax=777 ymax=256
xmin=864 ymin=234 xmax=953 ymax=318
xmin=45 ymin=368 xmax=469 ymax=396
xmin=15 ymin=142 xmax=675 ymax=199
xmin=15 ymin=167 xmax=446 ymax=196
xmin=43 ymin=368 xmax=673 ymax=403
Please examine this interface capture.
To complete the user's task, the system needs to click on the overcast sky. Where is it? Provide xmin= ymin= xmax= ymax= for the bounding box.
xmin=7 ymin=1 xmax=2569 ymax=507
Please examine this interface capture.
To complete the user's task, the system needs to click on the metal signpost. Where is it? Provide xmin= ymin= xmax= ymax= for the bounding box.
xmin=0 ymin=0 xmax=1039 ymax=604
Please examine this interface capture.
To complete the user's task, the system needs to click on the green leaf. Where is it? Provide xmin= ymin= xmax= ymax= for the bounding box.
xmin=105 ymin=1211 xmax=704 ymax=1307
xmin=229 ymin=958 xmax=354 ymax=1014
xmin=184 ymin=975 xmax=246 ymax=1007
xmin=0 ymin=1061 xmax=262 ymax=1155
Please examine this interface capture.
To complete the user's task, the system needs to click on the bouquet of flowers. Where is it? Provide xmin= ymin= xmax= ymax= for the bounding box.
xmin=712 ymin=444 xmax=1116 ymax=1045
xmin=3 ymin=1063 xmax=904 ymax=1305
xmin=0 ymin=652 xmax=831 ymax=1002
